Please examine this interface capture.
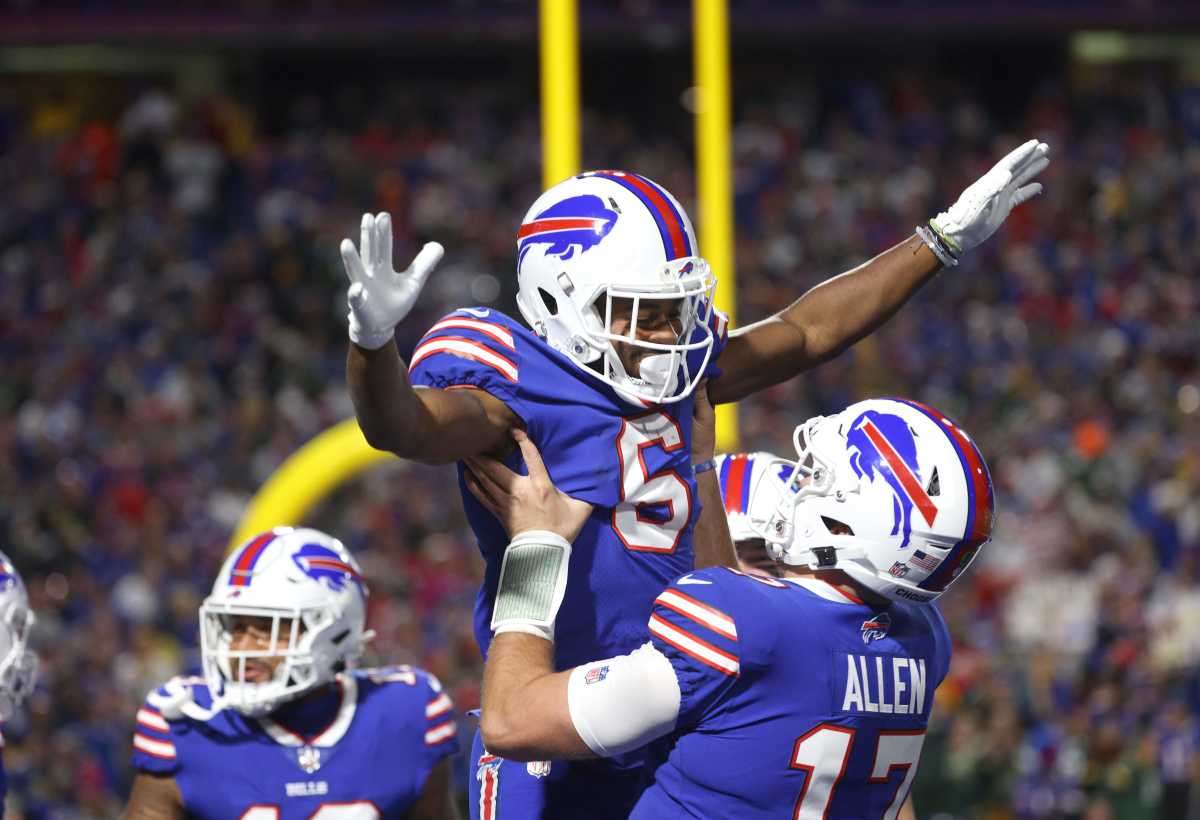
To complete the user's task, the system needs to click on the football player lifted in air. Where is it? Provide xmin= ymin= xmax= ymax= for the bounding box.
xmin=122 ymin=528 xmax=460 ymax=820
xmin=0 ymin=552 xmax=38 ymax=811
xmin=341 ymin=142 xmax=1045 ymax=817
xmin=466 ymin=391 xmax=993 ymax=819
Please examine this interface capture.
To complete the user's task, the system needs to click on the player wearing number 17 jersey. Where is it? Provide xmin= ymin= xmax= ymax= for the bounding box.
xmin=473 ymin=398 xmax=994 ymax=819
xmin=342 ymin=145 xmax=1045 ymax=816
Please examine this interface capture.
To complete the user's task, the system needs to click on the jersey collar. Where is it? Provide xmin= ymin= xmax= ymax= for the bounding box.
xmin=257 ymin=674 xmax=358 ymax=748
xmin=784 ymin=576 xmax=865 ymax=605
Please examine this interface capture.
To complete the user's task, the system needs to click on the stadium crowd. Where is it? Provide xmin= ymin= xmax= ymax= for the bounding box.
xmin=1 ymin=58 xmax=1197 ymax=818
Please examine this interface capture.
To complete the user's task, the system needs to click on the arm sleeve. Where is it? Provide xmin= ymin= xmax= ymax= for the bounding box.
xmin=567 ymin=642 xmax=681 ymax=758
xmin=130 ymin=686 xmax=182 ymax=776
xmin=645 ymin=570 xmax=742 ymax=726
xmin=408 ymin=310 xmax=522 ymax=411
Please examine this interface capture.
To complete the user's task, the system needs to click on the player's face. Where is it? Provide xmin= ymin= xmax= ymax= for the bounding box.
xmin=606 ymin=297 xmax=685 ymax=377
xmin=735 ymin=538 xmax=781 ymax=577
xmin=227 ymin=615 xmax=302 ymax=682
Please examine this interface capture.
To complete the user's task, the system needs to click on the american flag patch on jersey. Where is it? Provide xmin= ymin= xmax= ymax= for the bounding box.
xmin=584 ymin=665 xmax=609 ymax=685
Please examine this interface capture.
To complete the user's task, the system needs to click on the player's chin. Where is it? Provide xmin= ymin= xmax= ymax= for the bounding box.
xmin=624 ymin=353 xmax=645 ymax=378
xmin=241 ymin=665 xmax=275 ymax=683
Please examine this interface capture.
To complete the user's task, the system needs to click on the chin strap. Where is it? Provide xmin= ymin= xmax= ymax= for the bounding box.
xmin=148 ymin=678 xmax=229 ymax=722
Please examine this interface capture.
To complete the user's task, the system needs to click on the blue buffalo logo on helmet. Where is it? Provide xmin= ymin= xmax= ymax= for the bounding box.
xmin=845 ymin=410 xmax=939 ymax=548
xmin=291 ymin=543 xmax=365 ymax=596
xmin=0 ymin=558 xmax=17 ymax=591
xmin=517 ymin=194 xmax=619 ymax=270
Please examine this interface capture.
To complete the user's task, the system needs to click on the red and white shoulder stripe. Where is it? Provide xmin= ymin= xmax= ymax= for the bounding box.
xmin=654 ymin=589 xmax=738 ymax=640
xmin=648 ymin=614 xmax=739 ymax=676
xmin=425 ymin=718 xmax=457 ymax=746
xmin=708 ymin=305 xmax=729 ymax=340
xmin=136 ymin=706 xmax=171 ymax=733
xmin=425 ymin=690 xmax=457 ymax=746
xmin=133 ymin=731 xmax=177 ymax=760
xmin=648 ymin=588 xmax=740 ymax=677
xmin=132 ymin=702 xmax=177 ymax=759
xmin=426 ymin=692 xmax=453 ymax=720
xmin=410 ymin=313 xmax=519 ymax=382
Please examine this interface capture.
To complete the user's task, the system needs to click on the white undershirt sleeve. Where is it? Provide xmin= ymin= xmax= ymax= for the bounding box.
xmin=567 ymin=641 xmax=681 ymax=757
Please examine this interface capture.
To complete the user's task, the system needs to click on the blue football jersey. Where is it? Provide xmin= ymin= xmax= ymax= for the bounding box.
xmin=131 ymin=667 xmax=458 ymax=819
xmin=633 ymin=567 xmax=952 ymax=819
xmin=409 ymin=307 xmax=728 ymax=669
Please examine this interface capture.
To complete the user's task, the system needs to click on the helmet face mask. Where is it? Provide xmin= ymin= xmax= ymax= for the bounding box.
xmin=0 ymin=583 xmax=37 ymax=722
xmin=200 ymin=528 xmax=370 ymax=716
xmin=516 ymin=171 xmax=717 ymax=405
xmin=733 ymin=399 xmax=995 ymax=604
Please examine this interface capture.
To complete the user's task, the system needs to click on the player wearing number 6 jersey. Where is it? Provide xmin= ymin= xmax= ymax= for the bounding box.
xmin=122 ymin=528 xmax=459 ymax=820
xmin=468 ymin=397 xmax=993 ymax=819
xmin=343 ymin=148 xmax=1043 ymax=816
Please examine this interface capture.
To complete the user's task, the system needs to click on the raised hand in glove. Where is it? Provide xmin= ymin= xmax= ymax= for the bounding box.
xmin=920 ymin=139 xmax=1050 ymax=267
xmin=341 ymin=211 xmax=444 ymax=349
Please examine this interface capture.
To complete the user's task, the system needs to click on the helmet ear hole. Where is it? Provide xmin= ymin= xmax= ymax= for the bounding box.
xmin=821 ymin=516 xmax=854 ymax=536
xmin=538 ymin=287 xmax=557 ymax=315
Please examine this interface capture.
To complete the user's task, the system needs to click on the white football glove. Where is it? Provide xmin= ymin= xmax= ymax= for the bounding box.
xmin=920 ymin=139 xmax=1050 ymax=266
xmin=341 ymin=211 xmax=444 ymax=350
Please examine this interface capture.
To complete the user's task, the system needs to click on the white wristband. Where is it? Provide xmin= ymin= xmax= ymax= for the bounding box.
xmin=916 ymin=224 xmax=959 ymax=268
xmin=491 ymin=530 xmax=573 ymax=642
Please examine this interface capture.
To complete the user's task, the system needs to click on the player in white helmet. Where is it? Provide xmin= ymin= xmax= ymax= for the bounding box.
xmin=0 ymin=552 xmax=37 ymax=811
xmin=467 ymin=396 xmax=993 ymax=818
xmin=123 ymin=527 xmax=460 ymax=820
xmin=341 ymin=144 xmax=1043 ymax=817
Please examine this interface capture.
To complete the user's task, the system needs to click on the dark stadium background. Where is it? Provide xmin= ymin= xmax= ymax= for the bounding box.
xmin=1 ymin=1 xmax=1197 ymax=817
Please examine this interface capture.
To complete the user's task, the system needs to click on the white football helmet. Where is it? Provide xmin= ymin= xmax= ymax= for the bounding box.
xmin=733 ymin=398 xmax=995 ymax=603
xmin=714 ymin=452 xmax=799 ymax=542
xmin=200 ymin=527 xmax=372 ymax=716
xmin=515 ymin=170 xmax=717 ymax=404
xmin=0 ymin=553 xmax=36 ymax=721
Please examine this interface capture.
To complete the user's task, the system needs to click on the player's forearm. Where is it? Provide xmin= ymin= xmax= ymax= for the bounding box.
xmin=692 ymin=471 xmax=737 ymax=569
xmin=711 ymin=237 xmax=940 ymax=404
xmin=121 ymin=774 xmax=184 ymax=820
xmin=348 ymin=344 xmax=515 ymax=462
xmin=783 ymin=237 xmax=940 ymax=366
xmin=409 ymin=757 xmax=461 ymax=820
xmin=347 ymin=342 xmax=428 ymax=456
xmin=480 ymin=633 xmax=591 ymax=761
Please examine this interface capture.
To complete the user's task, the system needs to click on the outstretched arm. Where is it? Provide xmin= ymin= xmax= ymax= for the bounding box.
xmin=710 ymin=140 xmax=1050 ymax=405
xmin=342 ymin=212 xmax=517 ymax=462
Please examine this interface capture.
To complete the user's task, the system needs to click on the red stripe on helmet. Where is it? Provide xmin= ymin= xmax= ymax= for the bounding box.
xmin=722 ymin=454 xmax=750 ymax=513
xmin=860 ymin=419 xmax=939 ymax=527
xmin=615 ymin=173 xmax=688 ymax=259
xmin=230 ymin=532 xmax=275 ymax=587
xmin=517 ymin=217 xmax=603 ymax=240
xmin=902 ymin=400 xmax=994 ymax=544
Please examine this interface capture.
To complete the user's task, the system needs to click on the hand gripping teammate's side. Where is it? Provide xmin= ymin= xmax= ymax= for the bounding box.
xmin=918 ymin=139 xmax=1050 ymax=266
xmin=341 ymin=212 xmax=445 ymax=350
